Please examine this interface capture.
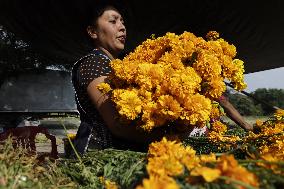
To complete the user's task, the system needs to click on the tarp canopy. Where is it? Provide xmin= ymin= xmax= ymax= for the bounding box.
xmin=1 ymin=0 xmax=284 ymax=73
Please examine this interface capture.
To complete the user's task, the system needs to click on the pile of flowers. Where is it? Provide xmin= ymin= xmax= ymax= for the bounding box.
xmin=136 ymin=109 xmax=284 ymax=188
xmin=98 ymin=31 xmax=246 ymax=131
xmin=137 ymin=137 xmax=259 ymax=189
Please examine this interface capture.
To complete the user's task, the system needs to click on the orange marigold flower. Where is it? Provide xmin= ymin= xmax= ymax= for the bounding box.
xmin=217 ymin=155 xmax=259 ymax=188
xmin=191 ymin=166 xmax=221 ymax=182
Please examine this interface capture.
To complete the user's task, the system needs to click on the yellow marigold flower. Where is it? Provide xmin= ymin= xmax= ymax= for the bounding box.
xmin=135 ymin=63 xmax=165 ymax=90
xmin=180 ymin=148 xmax=200 ymax=170
xmin=156 ymin=95 xmax=182 ymax=120
xmin=141 ymin=101 xmax=166 ymax=131
xmin=217 ymin=38 xmax=237 ymax=57
xmin=148 ymin=138 xmax=199 ymax=174
xmin=208 ymin=131 xmax=240 ymax=145
xmin=202 ymin=77 xmax=226 ymax=99
xmin=106 ymin=31 xmax=247 ymax=134
xmin=210 ymin=106 xmax=224 ymax=120
xmin=220 ymin=55 xmax=235 ymax=79
xmin=167 ymin=67 xmax=202 ymax=101
xmin=231 ymin=59 xmax=247 ymax=91
xmin=217 ymin=155 xmax=259 ymax=188
xmin=125 ymin=35 xmax=170 ymax=63
xmin=158 ymin=52 xmax=185 ymax=70
xmin=206 ymin=31 xmax=220 ymax=41
xmin=169 ymin=32 xmax=195 ymax=60
xmin=148 ymin=137 xmax=183 ymax=159
xmin=136 ymin=176 xmax=179 ymax=189
xmin=255 ymin=119 xmax=263 ymax=127
xmin=193 ymin=50 xmax=222 ymax=81
xmin=200 ymin=153 xmax=217 ymax=163
xmin=112 ymin=89 xmax=142 ymax=120
xmin=97 ymin=82 xmax=112 ymax=94
xmin=138 ymin=89 xmax=152 ymax=102
xmin=274 ymin=108 xmax=284 ymax=120
xmin=181 ymin=94 xmax=212 ymax=125
xmin=105 ymin=180 xmax=119 ymax=189
xmin=262 ymin=123 xmax=284 ymax=136
xmin=67 ymin=133 xmax=76 ymax=140
xmin=211 ymin=121 xmax=227 ymax=134
xmin=259 ymin=134 xmax=284 ymax=162
xmin=207 ymin=40 xmax=223 ymax=55
xmin=110 ymin=59 xmax=138 ymax=84
xmin=191 ymin=166 xmax=221 ymax=182
xmin=147 ymin=156 xmax=184 ymax=177
xmin=147 ymin=139 xmax=185 ymax=177
xmin=179 ymin=31 xmax=198 ymax=44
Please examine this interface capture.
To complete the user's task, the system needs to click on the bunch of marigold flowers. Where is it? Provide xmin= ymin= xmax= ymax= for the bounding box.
xmin=98 ymin=31 xmax=246 ymax=131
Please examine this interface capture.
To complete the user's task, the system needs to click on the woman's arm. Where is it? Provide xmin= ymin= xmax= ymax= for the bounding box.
xmin=87 ymin=76 xmax=166 ymax=144
xmin=216 ymin=96 xmax=253 ymax=131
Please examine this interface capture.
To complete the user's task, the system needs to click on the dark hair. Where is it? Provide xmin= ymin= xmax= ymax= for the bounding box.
xmin=86 ymin=1 xmax=126 ymax=28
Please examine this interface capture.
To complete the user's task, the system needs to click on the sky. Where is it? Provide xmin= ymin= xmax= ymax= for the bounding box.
xmin=244 ymin=67 xmax=284 ymax=92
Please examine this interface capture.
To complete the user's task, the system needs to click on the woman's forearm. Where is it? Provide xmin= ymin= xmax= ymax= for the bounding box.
xmin=216 ymin=96 xmax=253 ymax=131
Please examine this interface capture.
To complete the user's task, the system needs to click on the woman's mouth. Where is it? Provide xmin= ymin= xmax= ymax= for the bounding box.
xmin=117 ymin=36 xmax=126 ymax=43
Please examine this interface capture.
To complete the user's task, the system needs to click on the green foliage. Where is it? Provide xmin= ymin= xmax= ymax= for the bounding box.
xmin=225 ymin=88 xmax=284 ymax=116
xmin=252 ymin=88 xmax=284 ymax=115
xmin=1 ymin=134 xmax=284 ymax=189
xmin=60 ymin=149 xmax=147 ymax=189
xmin=227 ymin=92 xmax=263 ymax=116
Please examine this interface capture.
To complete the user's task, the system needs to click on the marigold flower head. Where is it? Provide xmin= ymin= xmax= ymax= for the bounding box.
xmin=136 ymin=176 xmax=179 ymax=189
xmin=181 ymin=94 xmax=212 ymax=125
xmin=156 ymin=95 xmax=182 ymax=120
xmin=202 ymin=77 xmax=226 ymax=99
xmin=200 ymin=153 xmax=217 ymax=163
xmin=274 ymin=108 xmax=284 ymax=121
xmin=217 ymin=155 xmax=259 ymax=188
xmin=206 ymin=31 xmax=220 ymax=41
xmin=105 ymin=180 xmax=119 ymax=189
xmin=147 ymin=137 xmax=199 ymax=176
xmin=217 ymin=38 xmax=237 ymax=57
xmin=112 ymin=89 xmax=142 ymax=120
xmin=210 ymin=103 xmax=225 ymax=120
xmin=97 ymin=82 xmax=112 ymax=94
xmin=193 ymin=50 xmax=222 ymax=81
xmin=211 ymin=121 xmax=227 ymax=134
xmin=190 ymin=166 xmax=221 ymax=182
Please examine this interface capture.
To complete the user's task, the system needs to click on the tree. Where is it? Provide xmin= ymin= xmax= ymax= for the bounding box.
xmin=251 ymin=88 xmax=284 ymax=115
xmin=227 ymin=91 xmax=263 ymax=116
xmin=0 ymin=25 xmax=70 ymax=85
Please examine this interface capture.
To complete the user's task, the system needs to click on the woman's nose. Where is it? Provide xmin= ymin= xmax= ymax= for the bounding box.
xmin=118 ymin=21 xmax=126 ymax=32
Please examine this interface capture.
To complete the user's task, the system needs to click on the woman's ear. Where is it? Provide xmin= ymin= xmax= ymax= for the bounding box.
xmin=87 ymin=26 xmax=97 ymax=39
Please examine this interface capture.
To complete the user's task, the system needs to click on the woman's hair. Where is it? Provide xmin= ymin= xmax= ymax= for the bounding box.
xmin=86 ymin=1 xmax=126 ymax=28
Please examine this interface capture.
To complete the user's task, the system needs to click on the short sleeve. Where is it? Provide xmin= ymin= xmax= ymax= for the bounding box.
xmin=77 ymin=55 xmax=112 ymax=89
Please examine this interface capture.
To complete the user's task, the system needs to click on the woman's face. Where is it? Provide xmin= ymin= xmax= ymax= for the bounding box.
xmin=92 ymin=9 xmax=126 ymax=56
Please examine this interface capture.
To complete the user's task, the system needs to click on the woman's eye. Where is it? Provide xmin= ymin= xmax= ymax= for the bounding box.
xmin=109 ymin=20 xmax=116 ymax=24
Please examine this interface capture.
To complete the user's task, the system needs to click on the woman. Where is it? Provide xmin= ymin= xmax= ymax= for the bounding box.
xmin=72 ymin=3 xmax=252 ymax=155
xmin=72 ymin=3 xmax=165 ymax=155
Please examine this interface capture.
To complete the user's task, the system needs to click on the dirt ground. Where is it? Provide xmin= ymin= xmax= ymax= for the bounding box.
xmin=35 ymin=118 xmax=79 ymax=157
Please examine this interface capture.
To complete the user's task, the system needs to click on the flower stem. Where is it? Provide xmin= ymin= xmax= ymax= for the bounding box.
xmin=60 ymin=118 xmax=82 ymax=164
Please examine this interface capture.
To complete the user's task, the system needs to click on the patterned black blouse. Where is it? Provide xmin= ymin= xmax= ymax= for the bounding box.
xmin=72 ymin=49 xmax=145 ymax=154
